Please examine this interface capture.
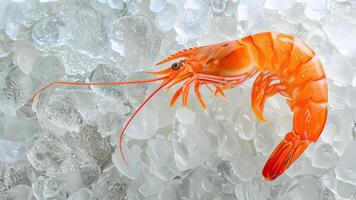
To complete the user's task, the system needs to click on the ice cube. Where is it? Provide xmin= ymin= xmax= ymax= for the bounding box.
xmin=171 ymin=122 xmax=210 ymax=170
xmin=32 ymin=17 xmax=67 ymax=51
xmin=175 ymin=108 xmax=195 ymax=125
xmin=0 ymin=114 xmax=38 ymax=141
xmin=27 ymin=135 xmax=69 ymax=171
xmin=62 ymin=125 xmax=113 ymax=166
xmin=33 ymin=174 xmax=70 ymax=200
xmin=149 ymin=0 xmax=167 ymax=13
xmin=107 ymin=0 xmax=126 ymax=10
xmin=1 ymin=67 xmax=36 ymax=109
xmin=146 ymin=135 xmax=179 ymax=180
xmin=58 ymin=50 xmax=99 ymax=75
xmin=335 ymin=141 xmax=356 ymax=185
xmin=33 ymin=91 xmax=84 ymax=134
xmin=30 ymin=55 xmax=65 ymax=84
xmin=158 ymin=181 xmax=180 ymax=200
xmin=324 ymin=53 xmax=354 ymax=86
xmin=60 ymin=152 xmax=101 ymax=190
xmin=211 ymin=0 xmax=227 ymax=14
xmin=39 ymin=0 xmax=61 ymax=2
xmin=155 ymin=3 xmax=177 ymax=32
xmin=303 ymin=0 xmax=329 ymax=20
xmin=234 ymin=109 xmax=257 ymax=140
xmin=4 ymin=161 xmax=32 ymax=188
xmin=323 ymin=18 xmax=356 ymax=61
xmin=112 ymin=145 xmax=145 ymax=179
xmin=174 ymin=0 xmax=212 ymax=44
xmin=311 ymin=143 xmax=339 ymax=169
xmin=235 ymin=181 xmax=266 ymax=200
xmin=109 ymin=15 xmax=162 ymax=74
xmin=13 ymin=41 xmax=40 ymax=75
xmin=68 ymin=188 xmax=92 ymax=200
xmin=0 ymin=185 xmax=34 ymax=200
xmin=0 ymin=139 xmax=25 ymax=163
xmin=264 ymin=0 xmax=295 ymax=10
xmin=216 ymin=16 xmax=240 ymax=40
xmin=278 ymin=175 xmax=322 ymax=200
xmin=138 ymin=172 xmax=164 ymax=197
xmin=231 ymin=157 xmax=257 ymax=181
xmin=89 ymin=63 xmax=126 ymax=98
xmin=91 ymin=165 xmax=128 ymax=200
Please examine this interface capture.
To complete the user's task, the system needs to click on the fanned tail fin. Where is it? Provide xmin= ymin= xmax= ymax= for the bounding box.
xmin=262 ymin=131 xmax=310 ymax=181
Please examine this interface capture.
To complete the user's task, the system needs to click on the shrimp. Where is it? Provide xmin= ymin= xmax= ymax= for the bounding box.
xmin=31 ymin=32 xmax=328 ymax=181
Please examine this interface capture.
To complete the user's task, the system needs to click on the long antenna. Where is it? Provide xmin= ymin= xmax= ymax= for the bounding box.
xmin=31 ymin=76 xmax=169 ymax=101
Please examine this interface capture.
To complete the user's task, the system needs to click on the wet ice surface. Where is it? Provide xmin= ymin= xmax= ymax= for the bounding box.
xmin=0 ymin=0 xmax=356 ymax=199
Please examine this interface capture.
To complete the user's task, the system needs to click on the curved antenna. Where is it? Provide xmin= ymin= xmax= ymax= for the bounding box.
xmin=119 ymin=80 xmax=171 ymax=165
xmin=31 ymin=76 xmax=169 ymax=101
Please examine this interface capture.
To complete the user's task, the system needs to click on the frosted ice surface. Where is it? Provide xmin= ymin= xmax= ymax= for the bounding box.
xmin=110 ymin=15 xmax=162 ymax=74
xmin=278 ymin=175 xmax=322 ymax=200
xmin=335 ymin=141 xmax=356 ymax=185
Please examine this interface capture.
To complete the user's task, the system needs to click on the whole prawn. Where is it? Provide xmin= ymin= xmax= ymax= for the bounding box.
xmin=32 ymin=32 xmax=328 ymax=181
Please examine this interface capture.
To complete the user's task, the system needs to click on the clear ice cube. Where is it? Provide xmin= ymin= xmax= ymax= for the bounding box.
xmin=171 ymin=121 xmax=210 ymax=170
xmin=109 ymin=15 xmax=162 ymax=74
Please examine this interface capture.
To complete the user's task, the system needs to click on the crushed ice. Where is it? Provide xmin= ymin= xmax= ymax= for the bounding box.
xmin=0 ymin=0 xmax=356 ymax=199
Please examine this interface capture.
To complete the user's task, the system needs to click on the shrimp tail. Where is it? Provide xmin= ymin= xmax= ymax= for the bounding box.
xmin=262 ymin=131 xmax=310 ymax=180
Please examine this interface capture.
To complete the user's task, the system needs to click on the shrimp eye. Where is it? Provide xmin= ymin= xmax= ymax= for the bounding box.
xmin=171 ymin=62 xmax=181 ymax=71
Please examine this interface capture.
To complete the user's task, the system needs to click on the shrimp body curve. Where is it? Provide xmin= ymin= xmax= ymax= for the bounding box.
xmin=32 ymin=32 xmax=328 ymax=181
